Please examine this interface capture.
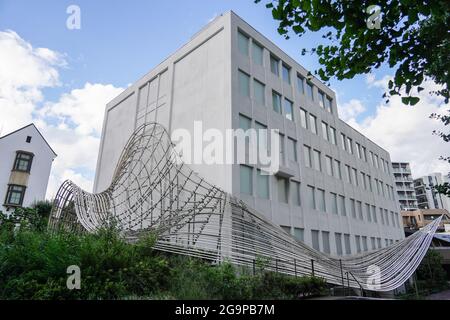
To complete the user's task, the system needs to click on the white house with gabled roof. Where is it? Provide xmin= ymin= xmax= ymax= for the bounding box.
xmin=0 ymin=123 xmax=57 ymax=212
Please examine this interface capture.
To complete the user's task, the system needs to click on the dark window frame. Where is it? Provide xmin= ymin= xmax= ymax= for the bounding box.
xmin=13 ymin=151 xmax=34 ymax=173
xmin=4 ymin=184 xmax=26 ymax=207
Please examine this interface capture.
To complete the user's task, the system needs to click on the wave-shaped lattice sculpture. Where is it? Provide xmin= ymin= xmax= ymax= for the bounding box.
xmin=49 ymin=122 xmax=441 ymax=292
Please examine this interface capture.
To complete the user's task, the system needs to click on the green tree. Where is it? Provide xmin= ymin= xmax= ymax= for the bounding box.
xmin=256 ymin=0 xmax=450 ymax=196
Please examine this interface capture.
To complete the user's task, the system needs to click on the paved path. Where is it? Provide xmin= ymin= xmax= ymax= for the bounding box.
xmin=426 ymin=289 xmax=450 ymax=300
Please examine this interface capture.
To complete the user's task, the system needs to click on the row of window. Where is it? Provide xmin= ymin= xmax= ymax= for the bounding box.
xmin=237 ymin=30 xmax=333 ymax=113
xmin=303 ymin=147 xmax=395 ymax=200
xmin=238 ymin=113 xmax=396 ymax=202
xmin=281 ymin=227 xmax=397 ymax=255
xmin=299 ymin=106 xmax=392 ymax=176
xmin=240 ymin=164 xmax=400 ymax=227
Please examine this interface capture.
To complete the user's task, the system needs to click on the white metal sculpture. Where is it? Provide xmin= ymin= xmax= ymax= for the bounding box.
xmin=49 ymin=123 xmax=441 ymax=292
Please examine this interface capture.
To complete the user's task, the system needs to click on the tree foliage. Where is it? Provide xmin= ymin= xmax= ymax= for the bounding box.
xmin=255 ymin=0 xmax=450 ymax=104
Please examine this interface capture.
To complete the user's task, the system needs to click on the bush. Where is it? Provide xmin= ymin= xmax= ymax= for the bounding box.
xmin=0 ymin=213 xmax=328 ymax=300
xmin=416 ymin=249 xmax=448 ymax=293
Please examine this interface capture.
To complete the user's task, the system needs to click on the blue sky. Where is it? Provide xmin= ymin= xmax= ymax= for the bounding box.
xmin=0 ymin=0 xmax=384 ymax=117
xmin=0 ymin=0 xmax=448 ymax=196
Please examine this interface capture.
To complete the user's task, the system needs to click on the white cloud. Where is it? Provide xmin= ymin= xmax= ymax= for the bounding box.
xmin=0 ymin=30 xmax=123 ymax=198
xmin=338 ymin=99 xmax=366 ymax=122
xmin=345 ymin=78 xmax=450 ymax=178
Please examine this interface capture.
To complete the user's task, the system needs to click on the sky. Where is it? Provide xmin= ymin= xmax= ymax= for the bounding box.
xmin=0 ymin=0 xmax=448 ymax=198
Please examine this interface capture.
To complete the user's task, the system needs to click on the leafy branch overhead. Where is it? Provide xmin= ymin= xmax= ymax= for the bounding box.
xmin=255 ymin=0 xmax=450 ymax=105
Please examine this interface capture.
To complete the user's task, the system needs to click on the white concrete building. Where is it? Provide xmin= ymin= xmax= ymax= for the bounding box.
xmin=0 ymin=124 xmax=56 ymax=212
xmin=94 ymin=11 xmax=404 ymax=255
xmin=392 ymin=162 xmax=418 ymax=211
xmin=414 ymin=173 xmax=450 ymax=212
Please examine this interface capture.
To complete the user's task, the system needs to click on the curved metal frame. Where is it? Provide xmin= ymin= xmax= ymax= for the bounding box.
xmin=49 ymin=122 xmax=441 ymax=291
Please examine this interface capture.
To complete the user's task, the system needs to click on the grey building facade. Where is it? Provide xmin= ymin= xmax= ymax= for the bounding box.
xmin=414 ymin=173 xmax=450 ymax=212
xmin=392 ymin=162 xmax=418 ymax=211
xmin=94 ymin=11 xmax=404 ymax=256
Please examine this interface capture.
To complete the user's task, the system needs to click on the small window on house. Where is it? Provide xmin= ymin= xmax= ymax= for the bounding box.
xmin=4 ymin=184 xmax=26 ymax=206
xmin=26 ymin=136 xmax=32 ymax=143
xmin=277 ymin=176 xmax=289 ymax=204
xmin=318 ymin=90 xmax=325 ymax=108
xmin=309 ymin=114 xmax=317 ymax=134
xmin=325 ymin=96 xmax=332 ymax=113
xmin=288 ymin=138 xmax=297 ymax=162
xmin=13 ymin=151 xmax=33 ymax=172
xmin=270 ymin=55 xmax=280 ymax=76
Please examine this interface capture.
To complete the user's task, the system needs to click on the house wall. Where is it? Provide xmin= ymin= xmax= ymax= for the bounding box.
xmin=0 ymin=125 xmax=55 ymax=212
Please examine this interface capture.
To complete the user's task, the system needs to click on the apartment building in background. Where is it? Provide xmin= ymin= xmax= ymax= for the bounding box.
xmin=0 ymin=124 xmax=56 ymax=212
xmin=94 ymin=11 xmax=404 ymax=256
xmin=414 ymin=173 xmax=450 ymax=212
xmin=392 ymin=162 xmax=418 ymax=211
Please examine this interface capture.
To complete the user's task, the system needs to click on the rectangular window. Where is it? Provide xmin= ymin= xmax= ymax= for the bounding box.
xmin=297 ymin=75 xmax=305 ymax=94
xmin=288 ymin=138 xmax=297 ymax=162
xmin=311 ymin=230 xmax=320 ymax=251
xmin=309 ymin=114 xmax=317 ymax=134
xmin=377 ymin=238 xmax=382 ymax=249
xmin=357 ymin=201 xmax=363 ymax=220
xmin=350 ymin=198 xmax=356 ymax=218
xmin=237 ymin=31 xmax=249 ymax=56
xmin=347 ymin=137 xmax=353 ymax=154
xmin=306 ymin=82 xmax=314 ymax=100
xmin=294 ymin=228 xmax=304 ymax=242
xmin=253 ymin=79 xmax=265 ymax=105
xmin=334 ymin=160 xmax=342 ymax=179
xmin=303 ymin=145 xmax=312 ymax=168
xmin=321 ymin=122 xmax=329 ymax=141
xmin=256 ymin=169 xmax=269 ymax=199
xmin=255 ymin=122 xmax=268 ymax=153
xmin=352 ymin=168 xmax=358 ymax=186
xmin=362 ymin=146 xmax=367 ymax=162
xmin=322 ymin=231 xmax=330 ymax=254
xmin=355 ymin=235 xmax=361 ymax=253
xmin=252 ymin=42 xmax=263 ymax=65
xmin=283 ymin=98 xmax=294 ymax=121
xmin=385 ymin=209 xmax=389 ymax=226
xmin=325 ymin=156 xmax=333 ymax=176
xmin=292 ymin=181 xmax=301 ymax=206
xmin=371 ymin=237 xmax=376 ymax=250
xmin=318 ymin=90 xmax=325 ymax=108
xmin=4 ymin=184 xmax=26 ymax=206
xmin=238 ymin=70 xmax=250 ymax=97
xmin=330 ymin=192 xmax=338 ymax=215
xmin=13 ymin=152 xmax=33 ymax=172
xmin=272 ymin=91 xmax=281 ymax=114
xmin=329 ymin=127 xmax=337 ymax=145
xmin=313 ymin=150 xmax=321 ymax=171
xmin=240 ymin=165 xmax=253 ymax=195
xmin=341 ymin=133 xmax=347 ymax=151
xmin=345 ymin=165 xmax=351 ymax=183
xmin=366 ymin=203 xmax=372 ymax=222
xmin=279 ymin=134 xmax=285 ymax=165
xmin=281 ymin=225 xmax=291 ymax=234
xmin=362 ymin=236 xmax=368 ymax=252
xmin=338 ymin=195 xmax=346 ymax=216
xmin=367 ymin=175 xmax=372 ymax=192
xmin=317 ymin=189 xmax=326 ymax=212
xmin=325 ymin=96 xmax=332 ymax=113
xmin=335 ymin=233 xmax=343 ymax=255
xmin=307 ymin=185 xmax=315 ymax=210
xmin=239 ymin=113 xmax=252 ymax=130
xmin=344 ymin=234 xmax=351 ymax=254
xmin=356 ymin=143 xmax=361 ymax=159
xmin=282 ymin=64 xmax=291 ymax=84
xmin=380 ymin=208 xmax=385 ymax=224
xmin=372 ymin=205 xmax=377 ymax=223
xmin=300 ymin=108 xmax=308 ymax=129
xmin=361 ymin=172 xmax=366 ymax=189
xmin=270 ymin=55 xmax=279 ymax=76
xmin=277 ymin=176 xmax=289 ymax=204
